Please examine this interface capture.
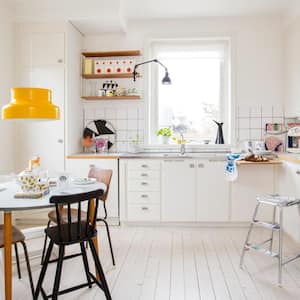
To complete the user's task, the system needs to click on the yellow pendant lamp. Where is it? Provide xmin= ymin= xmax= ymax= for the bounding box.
xmin=2 ymin=87 xmax=60 ymax=120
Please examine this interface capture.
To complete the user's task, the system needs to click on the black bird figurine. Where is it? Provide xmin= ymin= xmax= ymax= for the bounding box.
xmin=213 ymin=120 xmax=225 ymax=144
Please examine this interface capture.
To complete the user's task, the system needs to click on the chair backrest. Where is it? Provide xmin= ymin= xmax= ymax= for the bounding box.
xmin=49 ymin=189 xmax=103 ymax=242
xmin=88 ymin=168 xmax=112 ymax=201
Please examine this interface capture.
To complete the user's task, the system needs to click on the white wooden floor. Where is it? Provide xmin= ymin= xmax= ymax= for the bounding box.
xmin=3 ymin=226 xmax=300 ymax=300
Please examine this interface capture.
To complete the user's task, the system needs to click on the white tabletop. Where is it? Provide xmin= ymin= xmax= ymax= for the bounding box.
xmin=0 ymin=181 xmax=106 ymax=211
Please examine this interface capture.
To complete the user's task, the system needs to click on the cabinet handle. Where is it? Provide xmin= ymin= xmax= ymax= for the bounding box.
xmin=141 ymin=173 xmax=148 ymax=177
xmin=141 ymin=164 xmax=148 ymax=168
xmin=141 ymin=206 xmax=149 ymax=211
xmin=89 ymin=164 xmax=95 ymax=168
xmin=57 ymin=139 xmax=64 ymax=144
xmin=141 ymin=194 xmax=148 ymax=198
xmin=296 ymin=170 xmax=300 ymax=175
xmin=189 ymin=163 xmax=195 ymax=168
xmin=198 ymin=163 xmax=204 ymax=168
xmin=141 ymin=182 xmax=148 ymax=186
xmin=57 ymin=59 xmax=63 ymax=63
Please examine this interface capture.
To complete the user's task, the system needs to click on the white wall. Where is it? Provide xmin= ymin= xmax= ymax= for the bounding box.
xmin=65 ymin=22 xmax=84 ymax=156
xmin=84 ymin=16 xmax=284 ymax=107
xmin=283 ymin=16 xmax=300 ymax=117
xmin=83 ymin=16 xmax=284 ymax=146
xmin=0 ymin=3 xmax=15 ymax=173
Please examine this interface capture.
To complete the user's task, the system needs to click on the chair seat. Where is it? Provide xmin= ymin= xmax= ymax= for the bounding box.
xmin=48 ymin=208 xmax=86 ymax=224
xmin=0 ymin=225 xmax=25 ymax=248
xmin=45 ymin=221 xmax=97 ymax=245
xmin=257 ymin=194 xmax=300 ymax=207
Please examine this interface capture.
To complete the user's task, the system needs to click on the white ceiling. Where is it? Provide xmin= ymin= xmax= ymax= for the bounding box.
xmin=122 ymin=0 xmax=291 ymax=19
xmin=11 ymin=0 xmax=300 ymax=34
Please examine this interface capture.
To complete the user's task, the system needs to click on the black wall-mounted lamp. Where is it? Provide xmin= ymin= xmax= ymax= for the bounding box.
xmin=132 ymin=59 xmax=171 ymax=85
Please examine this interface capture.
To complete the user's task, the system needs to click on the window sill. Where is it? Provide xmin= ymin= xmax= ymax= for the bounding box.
xmin=142 ymin=144 xmax=231 ymax=153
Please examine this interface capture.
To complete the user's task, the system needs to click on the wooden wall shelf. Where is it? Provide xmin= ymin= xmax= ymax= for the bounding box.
xmin=81 ymin=50 xmax=141 ymax=58
xmin=81 ymin=96 xmax=141 ymax=101
xmin=81 ymin=73 xmax=140 ymax=79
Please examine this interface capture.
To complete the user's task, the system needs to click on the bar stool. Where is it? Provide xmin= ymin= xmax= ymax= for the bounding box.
xmin=240 ymin=194 xmax=300 ymax=286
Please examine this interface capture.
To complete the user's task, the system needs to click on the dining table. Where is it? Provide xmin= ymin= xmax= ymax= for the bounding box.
xmin=0 ymin=180 xmax=106 ymax=300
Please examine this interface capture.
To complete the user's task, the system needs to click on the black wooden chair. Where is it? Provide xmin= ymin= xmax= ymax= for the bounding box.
xmin=34 ymin=189 xmax=112 ymax=300
xmin=0 ymin=225 xmax=34 ymax=298
xmin=41 ymin=168 xmax=115 ymax=266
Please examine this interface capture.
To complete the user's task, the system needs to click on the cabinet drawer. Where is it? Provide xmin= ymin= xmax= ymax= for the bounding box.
xmin=128 ymin=180 xmax=160 ymax=191
xmin=127 ymin=160 xmax=161 ymax=170
xmin=128 ymin=191 xmax=160 ymax=204
xmin=127 ymin=204 xmax=160 ymax=221
xmin=128 ymin=170 xmax=160 ymax=179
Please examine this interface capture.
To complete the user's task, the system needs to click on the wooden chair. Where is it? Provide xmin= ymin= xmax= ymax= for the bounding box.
xmin=34 ymin=189 xmax=112 ymax=300
xmin=0 ymin=225 xmax=34 ymax=298
xmin=41 ymin=168 xmax=115 ymax=266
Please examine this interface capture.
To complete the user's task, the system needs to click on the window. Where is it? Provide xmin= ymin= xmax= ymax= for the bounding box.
xmin=148 ymin=39 xmax=231 ymax=145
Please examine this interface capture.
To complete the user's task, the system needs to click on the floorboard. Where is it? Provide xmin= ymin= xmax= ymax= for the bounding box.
xmin=2 ymin=226 xmax=300 ymax=300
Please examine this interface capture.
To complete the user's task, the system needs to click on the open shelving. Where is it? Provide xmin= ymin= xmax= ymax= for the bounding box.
xmin=81 ymin=95 xmax=141 ymax=101
xmin=81 ymin=49 xmax=142 ymax=101
xmin=81 ymin=73 xmax=141 ymax=79
xmin=81 ymin=50 xmax=141 ymax=58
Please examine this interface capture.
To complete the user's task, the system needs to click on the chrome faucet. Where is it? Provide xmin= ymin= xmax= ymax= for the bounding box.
xmin=179 ymin=133 xmax=186 ymax=155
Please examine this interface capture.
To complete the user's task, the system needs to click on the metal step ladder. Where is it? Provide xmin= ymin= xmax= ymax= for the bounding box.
xmin=240 ymin=194 xmax=300 ymax=286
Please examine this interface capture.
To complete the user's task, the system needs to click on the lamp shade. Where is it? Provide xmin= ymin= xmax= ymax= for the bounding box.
xmin=162 ymin=71 xmax=171 ymax=85
xmin=2 ymin=88 xmax=60 ymax=120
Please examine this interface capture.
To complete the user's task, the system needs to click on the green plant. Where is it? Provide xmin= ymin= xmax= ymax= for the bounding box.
xmin=156 ymin=127 xmax=172 ymax=137
xmin=131 ymin=134 xmax=140 ymax=145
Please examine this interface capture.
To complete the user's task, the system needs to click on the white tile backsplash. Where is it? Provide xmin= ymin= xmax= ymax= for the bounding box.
xmin=105 ymin=108 xmax=116 ymax=120
xmin=127 ymin=107 xmax=138 ymax=119
xmin=127 ymin=119 xmax=138 ymax=130
xmin=250 ymin=106 xmax=262 ymax=117
xmin=236 ymin=104 xmax=285 ymax=142
xmin=83 ymin=102 xmax=144 ymax=152
xmin=239 ymin=118 xmax=250 ymax=129
xmin=116 ymin=108 xmax=127 ymax=120
xmin=250 ymin=118 xmax=262 ymax=129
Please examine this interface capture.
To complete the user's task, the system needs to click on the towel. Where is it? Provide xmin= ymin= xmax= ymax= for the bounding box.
xmin=226 ymin=153 xmax=241 ymax=181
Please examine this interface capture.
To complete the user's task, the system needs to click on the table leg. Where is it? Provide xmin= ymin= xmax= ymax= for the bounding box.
xmin=90 ymin=199 xmax=100 ymax=280
xmin=4 ymin=212 xmax=12 ymax=300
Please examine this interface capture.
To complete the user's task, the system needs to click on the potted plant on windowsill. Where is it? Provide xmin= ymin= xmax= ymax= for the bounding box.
xmin=156 ymin=127 xmax=173 ymax=144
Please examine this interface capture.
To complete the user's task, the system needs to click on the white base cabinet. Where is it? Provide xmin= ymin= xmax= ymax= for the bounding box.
xmin=121 ymin=158 xmax=230 ymax=223
xmin=162 ymin=160 xmax=197 ymax=221
xmin=231 ymin=165 xmax=276 ymax=222
xmin=275 ymin=162 xmax=300 ymax=242
xmin=121 ymin=159 xmax=162 ymax=222
xmin=196 ymin=160 xmax=230 ymax=222
xmin=66 ymin=158 xmax=119 ymax=223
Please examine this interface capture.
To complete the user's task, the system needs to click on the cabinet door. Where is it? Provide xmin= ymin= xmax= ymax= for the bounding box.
xmin=66 ymin=159 xmax=119 ymax=221
xmin=162 ymin=160 xmax=196 ymax=222
xmin=17 ymin=66 xmax=65 ymax=173
xmin=231 ymin=165 xmax=275 ymax=222
xmin=31 ymin=32 xmax=65 ymax=66
xmin=196 ymin=160 xmax=230 ymax=222
xmin=276 ymin=162 xmax=300 ymax=242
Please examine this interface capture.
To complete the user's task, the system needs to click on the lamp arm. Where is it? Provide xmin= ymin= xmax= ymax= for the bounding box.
xmin=132 ymin=59 xmax=168 ymax=81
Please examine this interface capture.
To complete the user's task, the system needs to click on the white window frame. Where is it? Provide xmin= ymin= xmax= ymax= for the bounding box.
xmin=143 ymin=36 xmax=234 ymax=150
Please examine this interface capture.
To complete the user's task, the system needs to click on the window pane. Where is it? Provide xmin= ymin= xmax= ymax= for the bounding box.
xmin=155 ymin=49 xmax=225 ymax=144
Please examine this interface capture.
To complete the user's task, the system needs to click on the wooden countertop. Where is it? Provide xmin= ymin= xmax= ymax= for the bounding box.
xmin=277 ymin=153 xmax=300 ymax=164
xmin=237 ymin=160 xmax=282 ymax=165
xmin=67 ymin=154 xmax=120 ymax=159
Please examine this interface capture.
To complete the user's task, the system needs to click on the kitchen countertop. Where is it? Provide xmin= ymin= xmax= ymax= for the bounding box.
xmin=277 ymin=153 xmax=300 ymax=164
xmin=66 ymin=152 xmax=229 ymax=160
